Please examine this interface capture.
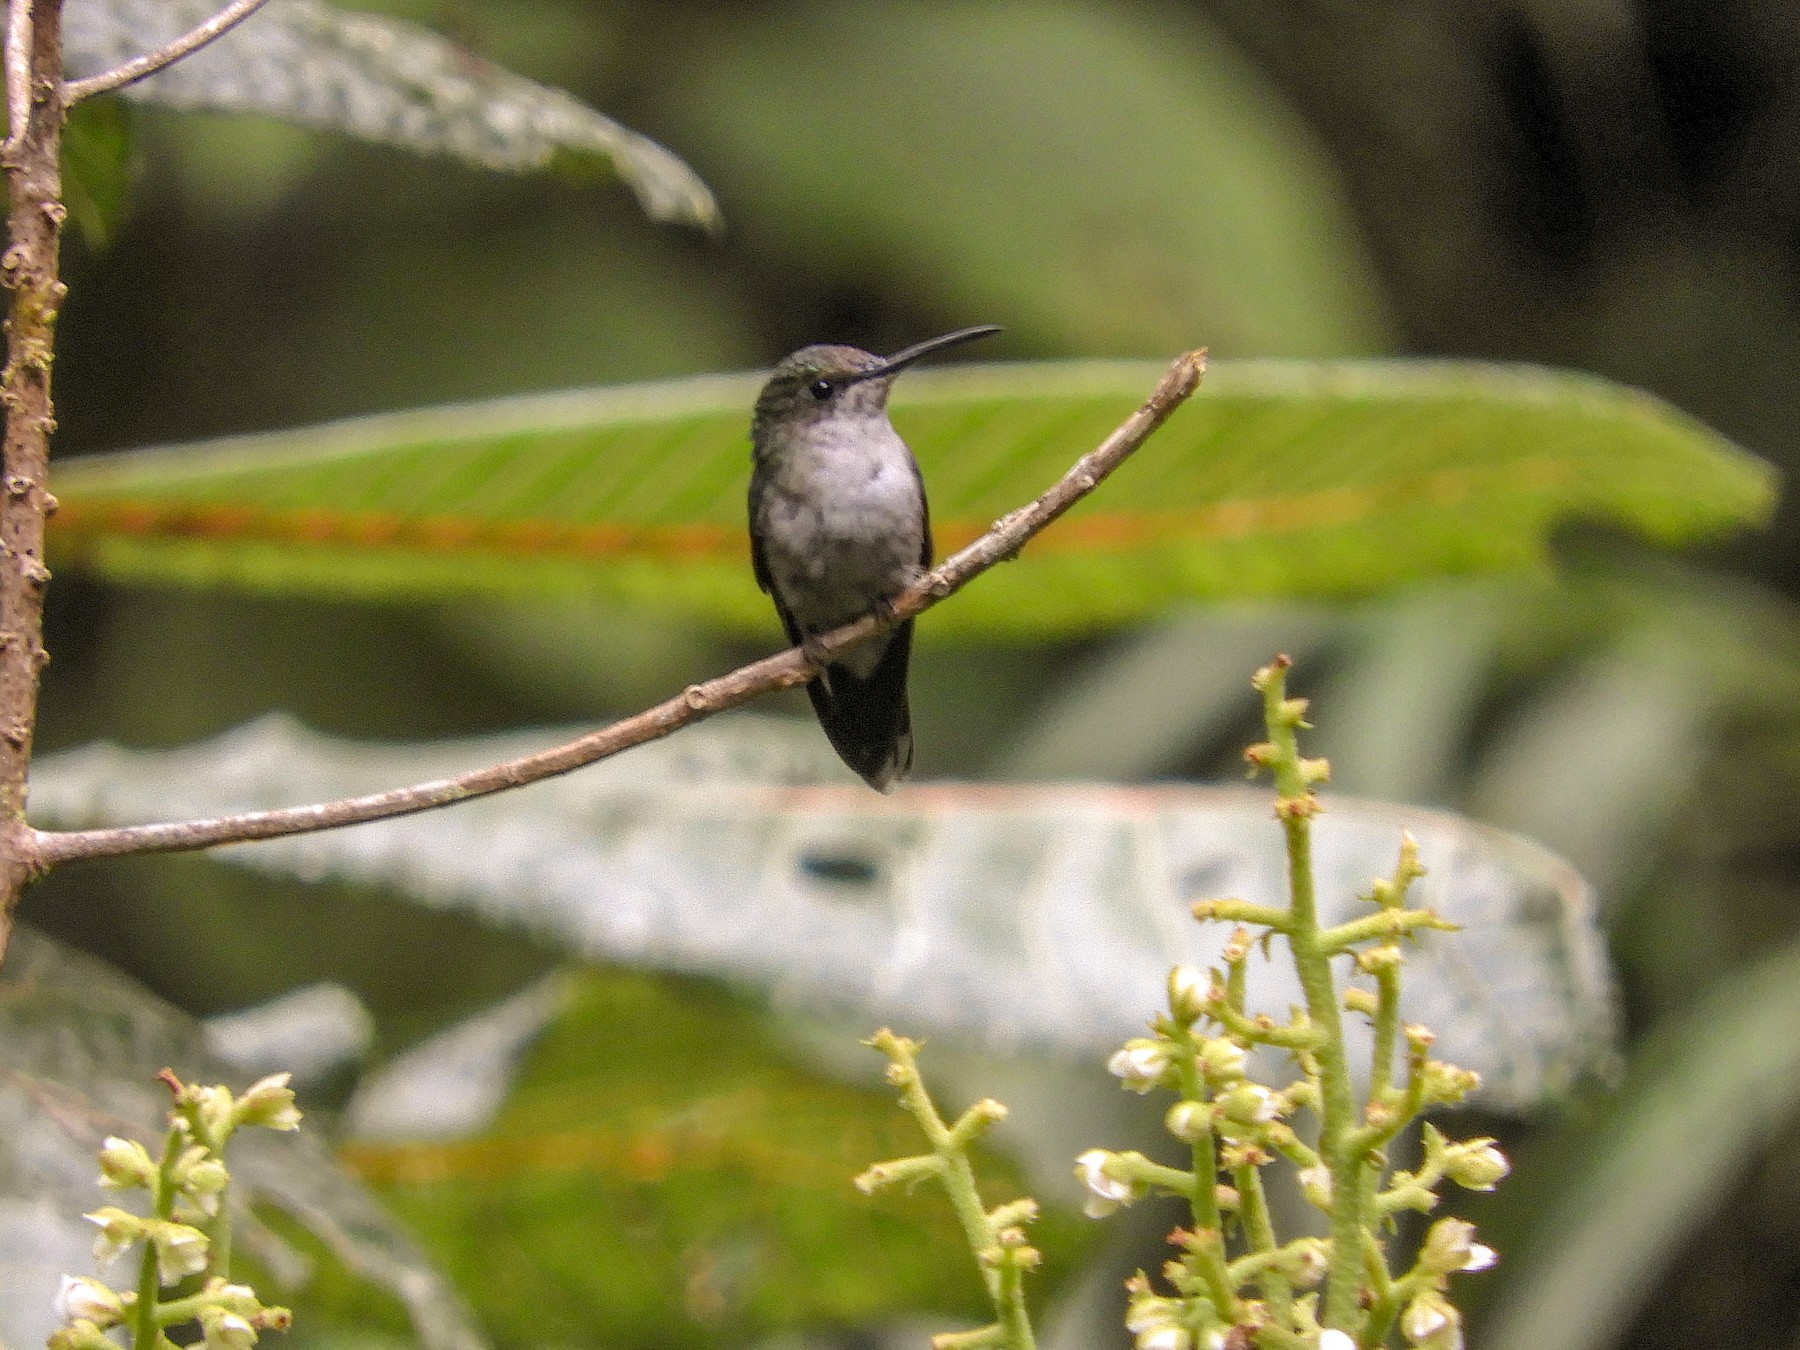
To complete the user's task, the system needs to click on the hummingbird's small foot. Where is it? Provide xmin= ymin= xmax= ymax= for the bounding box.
xmin=799 ymin=634 xmax=834 ymax=669
xmin=869 ymin=594 xmax=901 ymax=626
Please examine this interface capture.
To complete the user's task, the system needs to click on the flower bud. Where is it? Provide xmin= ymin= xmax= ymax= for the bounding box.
xmin=1356 ymin=943 xmax=1402 ymax=973
xmin=234 ymin=1074 xmax=302 ymax=1132
xmin=54 ymin=1276 xmax=124 ymax=1328
xmin=1319 ymin=1331 xmax=1356 ymax=1350
xmin=988 ymin=1198 xmax=1039 ymax=1230
xmin=1166 ymin=966 xmax=1208 ymax=1024
xmin=1123 ymin=1290 xmax=1183 ymax=1337
xmin=1108 ymin=1040 xmax=1173 ymax=1094
xmin=49 ymin=1321 xmax=120 ymax=1350
xmin=1197 ymin=1037 xmax=1247 ymax=1083
xmin=199 ymin=1307 xmax=259 ymax=1350
xmin=1218 ymin=1083 xmax=1279 ymax=1128
xmin=1281 ymin=1238 xmax=1329 ymax=1287
xmin=1443 ymin=1138 xmax=1510 ymax=1192
xmin=1417 ymin=1218 xmax=1490 ymax=1277
xmin=185 ymin=1160 xmax=231 ymax=1215
xmin=1137 ymin=1325 xmax=1191 ymax=1350
xmin=185 ymin=1084 xmax=237 ymax=1142
xmin=207 ymin=1282 xmax=262 ymax=1317
xmin=1401 ymin=1291 xmax=1463 ymax=1350
xmin=1165 ymin=1100 xmax=1210 ymax=1144
xmin=96 ymin=1137 xmax=156 ymax=1192
xmin=1297 ymin=1164 xmax=1332 ymax=1209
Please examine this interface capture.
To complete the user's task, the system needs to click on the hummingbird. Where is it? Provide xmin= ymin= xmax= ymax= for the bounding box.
xmin=749 ymin=324 xmax=1003 ymax=790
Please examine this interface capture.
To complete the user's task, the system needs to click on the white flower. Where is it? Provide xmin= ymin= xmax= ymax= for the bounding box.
xmin=1319 ymin=1331 xmax=1356 ymax=1350
xmin=1461 ymin=1243 xmax=1498 ymax=1273
xmin=148 ymin=1220 xmax=211 ymax=1285
xmin=1404 ymin=1301 xmax=1447 ymax=1340
xmin=83 ymin=1207 xmax=142 ymax=1268
xmin=1075 ymin=1149 xmax=1141 ymax=1218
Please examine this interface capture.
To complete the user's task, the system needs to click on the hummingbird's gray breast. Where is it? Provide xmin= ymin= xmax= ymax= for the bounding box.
xmin=754 ymin=415 xmax=927 ymax=678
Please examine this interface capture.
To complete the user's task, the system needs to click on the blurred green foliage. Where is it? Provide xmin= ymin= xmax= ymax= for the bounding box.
xmin=60 ymin=99 xmax=134 ymax=244
xmin=312 ymin=971 xmax=1087 ymax=1350
xmin=16 ymin=4 xmax=1800 ymax=1350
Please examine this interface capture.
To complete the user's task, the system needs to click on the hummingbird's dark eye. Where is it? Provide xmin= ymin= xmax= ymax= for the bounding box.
xmin=808 ymin=378 xmax=834 ymax=401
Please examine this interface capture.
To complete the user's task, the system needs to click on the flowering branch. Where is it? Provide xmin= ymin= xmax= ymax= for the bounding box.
xmin=857 ymin=1030 xmax=1041 ymax=1350
xmin=1071 ymin=657 xmax=1507 ymax=1350
xmin=52 ymin=1071 xmax=299 ymax=1350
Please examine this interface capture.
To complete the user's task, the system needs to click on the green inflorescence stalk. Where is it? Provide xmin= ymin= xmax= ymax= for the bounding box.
xmin=1250 ymin=658 xmax=1366 ymax=1332
xmin=857 ymin=1030 xmax=1040 ymax=1350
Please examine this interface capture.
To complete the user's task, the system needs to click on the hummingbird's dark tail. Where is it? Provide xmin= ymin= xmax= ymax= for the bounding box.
xmin=807 ymin=620 xmax=916 ymax=792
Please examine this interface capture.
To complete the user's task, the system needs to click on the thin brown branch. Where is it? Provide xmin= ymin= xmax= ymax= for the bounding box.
xmin=0 ymin=0 xmax=64 ymax=960
xmin=31 ymin=348 xmax=1207 ymax=869
xmin=62 ymin=0 xmax=271 ymax=103
xmin=2 ymin=0 xmax=32 ymax=153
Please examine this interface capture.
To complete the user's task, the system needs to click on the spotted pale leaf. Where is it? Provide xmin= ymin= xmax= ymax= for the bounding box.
xmin=62 ymin=0 xmax=718 ymax=227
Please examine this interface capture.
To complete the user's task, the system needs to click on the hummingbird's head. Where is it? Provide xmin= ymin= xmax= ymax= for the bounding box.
xmin=752 ymin=344 xmax=888 ymax=450
xmin=751 ymin=325 xmax=1002 ymax=456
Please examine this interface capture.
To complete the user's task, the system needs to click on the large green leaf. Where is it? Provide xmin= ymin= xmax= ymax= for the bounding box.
xmin=47 ymin=360 xmax=1774 ymax=635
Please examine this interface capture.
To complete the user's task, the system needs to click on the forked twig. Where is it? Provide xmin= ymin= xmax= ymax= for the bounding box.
xmin=63 ymin=0 xmax=272 ymax=104
xmin=31 ymin=348 xmax=1207 ymax=869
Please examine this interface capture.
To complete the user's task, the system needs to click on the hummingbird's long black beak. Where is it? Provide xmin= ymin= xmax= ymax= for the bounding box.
xmin=848 ymin=324 xmax=1004 ymax=384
